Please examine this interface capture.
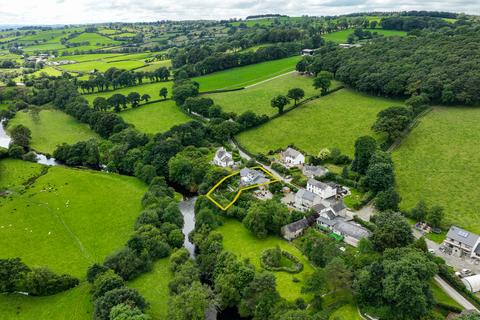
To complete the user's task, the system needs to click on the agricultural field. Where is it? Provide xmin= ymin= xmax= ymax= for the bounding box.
xmin=135 ymin=60 xmax=172 ymax=72
xmin=323 ymin=28 xmax=407 ymax=43
xmin=205 ymin=72 xmax=338 ymax=116
xmin=0 ymin=158 xmax=147 ymax=278
xmin=7 ymin=108 xmax=99 ymax=154
xmin=393 ymin=107 xmax=480 ymax=233
xmin=22 ymin=43 xmax=66 ymax=53
xmin=59 ymin=59 xmax=145 ymax=73
xmin=129 ymin=258 xmax=172 ymax=319
xmin=216 ymin=219 xmax=314 ymax=301
xmin=236 ymin=88 xmax=402 ymax=157
xmin=68 ymin=32 xmax=120 ymax=46
xmin=53 ymin=53 xmax=125 ymax=62
xmin=193 ymin=55 xmax=301 ymax=92
xmin=119 ymin=100 xmax=192 ymax=134
xmin=83 ymin=80 xmax=173 ymax=104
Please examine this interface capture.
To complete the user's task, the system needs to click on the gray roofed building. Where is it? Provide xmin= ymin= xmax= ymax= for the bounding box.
xmin=213 ymin=147 xmax=234 ymax=167
xmin=331 ymin=200 xmax=347 ymax=216
xmin=334 ymin=220 xmax=370 ymax=241
xmin=240 ymin=168 xmax=268 ymax=186
xmin=312 ymin=203 xmax=328 ymax=213
xmin=280 ymin=147 xmax=305 ymax=167
xmin=446 ymin=226 xmax=479 ymax=248
xmin=295 ymin=188 xmax=322 ymax=210
xmin=307 ymin=178 xmax=337 ymax=199
xmin=443 ymin=226 xmax=480 ymax=258
xmin=281 ymin=218 xmax=309 ymax=241
xmin=302 ymin=165 xmax=328 ymax=178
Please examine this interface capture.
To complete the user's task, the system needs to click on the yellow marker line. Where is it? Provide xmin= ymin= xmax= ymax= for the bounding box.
xmin=206 ymin=166 xmax=280 ymax=211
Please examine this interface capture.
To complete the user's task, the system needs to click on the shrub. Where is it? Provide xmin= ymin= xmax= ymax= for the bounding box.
xmin=91 ymin=270 xmax=124 ymax=299
xmin=104 ymin=247 xmax=152 ymax=280
xmin=260 ymin=248 xmax=303 ymax=273
xmin=86 ymin=263 xmax=109 ymax=283
xmin=93 ymin=287 xmax=148 ymax=320
xmin=24 ymin=267 xmax=79 ymax=296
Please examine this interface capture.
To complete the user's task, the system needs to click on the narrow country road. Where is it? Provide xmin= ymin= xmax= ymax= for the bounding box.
xmin=434 ymin=275 xmax=479 ymax=311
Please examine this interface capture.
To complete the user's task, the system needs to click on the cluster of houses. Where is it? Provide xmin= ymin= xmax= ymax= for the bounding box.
xmin=212 ymin=146 xmax=370 ymax=247
xmin=24 ymin=54 xmax=54 ymax=64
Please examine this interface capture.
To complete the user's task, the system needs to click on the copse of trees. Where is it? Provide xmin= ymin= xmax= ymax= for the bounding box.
xmin=297 ymin=24 xmax=480 ymax=105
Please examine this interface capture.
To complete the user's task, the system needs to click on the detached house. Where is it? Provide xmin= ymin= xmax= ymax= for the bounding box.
xmin=302 ymin=165 xmax=328 ymax=178
xmin=281 ymin=218 xmax=309 ymax=241
xmin=213 ymin=147 xmax=234 ymax=167
xmin=443 ymin=226 xmax=480 ymax=259
xmin=281 ymin=147 xmax=305 ymax=167
xmin=240 ymin=168 xmax=268 ymax=186
xmin=295 ymin=188 xmax=323 ymax=210
xmin=306 ymin=178 xmax=337 ymax=199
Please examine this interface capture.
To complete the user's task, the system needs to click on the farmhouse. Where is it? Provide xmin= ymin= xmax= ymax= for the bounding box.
xmin=281 ymin=218 xmax=309 ymax=241
xmin=213 ymin=147 xmax=234 ymax=167
xmin=306 ymin=178 xmax=337 ymax=199
xmin=302 ymin=164 xmax=328 ymax=178
xmin=280 ymin=147 xmax=305 ymax=168
xmin=294 ymin=188 xmax=323 ymax=210
xmin=240 ymin=168 xmax=268 ymax=186
xmin=443 ymin=226 xmax=480 ymax=259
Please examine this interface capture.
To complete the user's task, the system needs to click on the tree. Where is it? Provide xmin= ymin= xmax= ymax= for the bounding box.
xmin=160 ymin=87 xmax=168 ymax=100
xmin=127 ymin=92 xmax=141 ymax=108
xmin=91 ymin=270 xmax=124 ymax=299
xmin=10 ymin=124 xmax=31 ymax=148
xmin=364 ymin=162 xmax=395 ymax=193
xmin=239 ymin=271 xmax=280 ymax=320
xmin=426 ymin=205 xmax=444 ymax=228
xmin=140 ymin=94 xmax=151 ymax=103
xmin=324 ymin=258 xmax=352 ymax=293
xmin=93 ymin=97 xmax=108 ymax=111
xmin=410 ymin=200 xmax=428 ymax=222
xmin=270 ymin=95 xmax=290 ymax=114
xmin=168 ymin=281 xmax=214 ymax=320
xmin=24 ymin=267 xmax=79 ymax=296
xmin=375 ymin=188 xmax=400 ymax=211
xmin=109 ymin=304 xmax=150 ymax=320
xmin=370 ymin=20 xmax=378 ymax=29
xmin=351 ymin=136 xmax=377 ymax=174
xmin=243 ymin=200 xmax=289 ymax=238
xmin=287 ymin=88 xmax=305 ymax=105
xmin=313 ymin=71 xmax=333 ymax=95
xmin=107 ymin=93 xmax=127 ymax=112
xmin=94 ymin=287 xmax=148 ymax=320
xmin=372 ymin=106 xmax=412 ymax=143
xmin=371 ymin=211 xmax=414 ymax=251
xmin=0 ymin=258 xmax=30 ymax=293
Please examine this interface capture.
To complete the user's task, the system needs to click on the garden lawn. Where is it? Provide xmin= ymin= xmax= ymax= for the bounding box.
xmin=0 ymin=283 xmax=92 ymax=320
xmin=83 ymin=81 xmax=173 ymax=103
xmin=193 ymin=56 xmax=302 ymax=92
xmin=129 ymin=258 xmax=172 ymax=319
xmin=7 ymin=108 xmax=98 ymax=154
xmin=392 ymin=107 xmax=480 ymax=233
xmin=0 ymin=159 xmax=147 ymax=278
xmin=119 ymin=100 xmax=192 ymax=134
xmin=216 ymin=219 xmax=314 ymax=301
xmin=236 ymin=88 xmax=401 ymax=157
xmin=204 ymin=72 xmax=334 ymax=116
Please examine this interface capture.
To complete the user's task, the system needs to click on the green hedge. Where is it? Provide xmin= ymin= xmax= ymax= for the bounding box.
xmin=261 ymin=248 xmax=303 ymax=273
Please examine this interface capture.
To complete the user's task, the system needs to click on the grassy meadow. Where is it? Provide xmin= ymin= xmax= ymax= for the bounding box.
xmin=193 ymin=55 xmax=302 ymax=92
xmin=60 ymin=60 xmax=145 ymax=73
xmin=0 ymin=159 xmax=147 ymax=278
xmin=68 ymin=32 xmax=120 ymax=46
xmin=120 ymin=100 xmax=192 ymax=134
xmin=236 ymin=88 xmax=401 ymax=156
xmin=393 ymin=107 xmax=480 ymax=233
xmin=83 ymin=81 xmax=173 ymax=103
xmin=216 ymin=219 xmax=314 ymax=301
xmin=323 ymin=28 xmax=407 ymax=43
xmin=205 ymin=72 xmax=324 ymax=116
xmin=7 ymin=108 xmax=98 ymax=154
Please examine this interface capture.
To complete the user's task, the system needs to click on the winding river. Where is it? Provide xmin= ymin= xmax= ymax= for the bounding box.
xmin=178 ymin=196 xmax=197 ymax=257
xmin=0 ymin=120 xmax=59 ymax=166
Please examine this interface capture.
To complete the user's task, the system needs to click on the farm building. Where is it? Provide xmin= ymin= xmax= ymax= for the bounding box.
xmin=302 ymin=164 xmax=328 ymax=178
xmin=462 ymin=275 xmax=480 ymax=293
xmin=213 ymin=147 xmax=234 ymax=167
xmin=281 ymin=218 xmax=309 ymax=241
xmin=280 ymin=147 xmax=305 ymax=167
xmin=306 ymin=178 xmax=337 ymax=199
xmin=443 ymin=226 xmax=480 ymax=259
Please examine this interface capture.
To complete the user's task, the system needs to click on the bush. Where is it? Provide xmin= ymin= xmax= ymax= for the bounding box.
xmin=93 ymin=287 xmax=148 ymax=320
xmin=24 ymin=267 xmax=79 ymax=296
xmin=260 ymin=247 xmax=303 ymax=273
xmin=86 ymin=263 xmax=109 ymax=283
xmin=91 ymin=270 xmax=124 ymax=299
xmin=104 ymin=247 xmax=152 ymax=280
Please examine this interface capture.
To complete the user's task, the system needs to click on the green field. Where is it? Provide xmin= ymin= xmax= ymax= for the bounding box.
xmin=329 ymin=303 xmax=362 ymax=320
xmin=236 ymin=88 xmax=401 ymax=156
xmin=54 ymin=53 xmax=125 ymax=62
xmin=83 ymin=81 xmax=173 ymax=103
xmin=393 ymin=107 xmax=480 ymax=233
xmin=120 ymin=100 xmax=192 ymax=134
xmin=205 ymin=72 xmax=322 ymax=116
xmin=323 ymin=28 xmax=407 ymax=43
xmin=193 ymin=56 xmax=302 ymax=92
xmin=68 ymin=32 xmax=120 ymax=46
xmin=130 ymin=258 xmax=172 ymax=319
xmin=135 ymin=60 xmax=172 ymax=72
xmin=60 ymin=60 xmax=145 ymax=73
xmin=7 ymin=108 xmax=98 ymax=154
xmin=0 ymin=159 xmax=147 ymax=278
xmin=216 ymin=219 xmax=314 ymax=301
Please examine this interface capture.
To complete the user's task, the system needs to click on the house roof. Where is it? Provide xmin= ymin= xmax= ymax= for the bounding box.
xmin=335 ymin=220 xmax=370 ymax=240
xmin=331 ymin=201 xmax=347 ymax=214
xmin=317 ymin=215 xmax=338 ymax=227
xmin=312 ymin=203 xmax=327 ymax=213
xmin=283 ymin=218 xmax=309 ymax=233
xmin=215 ymin=147 xmax=232 ymax=163
xmin=322 ymin=209 xmax=336 ymax=221
xmin=297 ymin=188 xmax=318 ymax=202
xmin=307 ymin=178 xmax=332 ymax=191
xmin=283 ymin=147 xmax=302 ymax=158
xmin=446 ymin=226 xmax=479 ymax=247
xmin=303 ymin=165 xmax=327 ymax=177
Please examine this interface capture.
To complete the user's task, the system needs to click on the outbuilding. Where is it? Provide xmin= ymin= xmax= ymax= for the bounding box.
xmin=462 ymin=274 xmax=480 ymax=293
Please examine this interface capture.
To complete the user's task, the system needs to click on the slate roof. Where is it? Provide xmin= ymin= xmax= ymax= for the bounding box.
xmin=307 ymin=178 xmax=331 ymax=190
xmin=303 ymin=165 xmax=327 ymax=177
xmin=317 ymin=215 xmax=338 ymax=227
xmin=283 ymin=147 xmax=302 ymax=158
xmin=312 ymin=203 xmax=327 ymax=213
xmin=446 ymin=226 xmax=479 ymax=247
xmin=335 ymin=220 xmax=370 ymax=240
xmin=297 ymin=188 xmax=318 ymax=202
xmin=283 ymin=218 xmax=309 ymax=233
xmin=215 ymin=147 xmax=232 ymax=163
xmin=331 ymin=201 xmax=347 ymax=214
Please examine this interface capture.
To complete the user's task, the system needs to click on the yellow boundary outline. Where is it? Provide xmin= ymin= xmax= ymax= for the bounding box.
xmin=206 ymin=166 xmax=280 ymax=211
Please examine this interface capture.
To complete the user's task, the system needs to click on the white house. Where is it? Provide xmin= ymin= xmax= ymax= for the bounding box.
xmin=240 ymin=168 xmax=268 ymax=186
xmin=294 ymin=188 xmax=323 ymax=210
xmin=306 ymin=178 xmax=337 ymax=199
xmin=213 ymin=147 xmax=234 ymax=167
xmin=443 ymin=226 xmax=480 ymax=259
xmin=280 ymin=147 xmax=305 ymax=167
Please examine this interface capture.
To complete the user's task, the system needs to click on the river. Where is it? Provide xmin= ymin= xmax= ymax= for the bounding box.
xmin=178 ymin=196 xmax=197 ymax=257
xmin=0 ymin=120 xmax=59 ymax=166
